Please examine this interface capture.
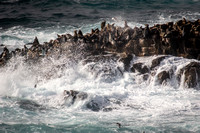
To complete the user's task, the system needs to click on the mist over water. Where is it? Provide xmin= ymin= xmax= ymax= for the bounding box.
xmin=0 ymin=0 xmax=200 ymax=132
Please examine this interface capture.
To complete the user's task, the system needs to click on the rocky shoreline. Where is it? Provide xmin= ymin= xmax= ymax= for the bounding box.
xmin=0 ymin=18 xmax=200 ymax=88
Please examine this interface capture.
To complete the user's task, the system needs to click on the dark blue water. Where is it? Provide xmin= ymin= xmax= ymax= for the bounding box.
xmin=0 ymin=0 xmax=200 ymax=29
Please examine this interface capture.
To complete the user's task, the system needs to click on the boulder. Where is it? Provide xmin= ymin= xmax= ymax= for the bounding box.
xmin=119 ymin=54 xmax=133 ymax=71
xmin=151 ymin=56 xmax=168 ymax=69
xmin=63 ymin=90 xmax=88 ymax=104
xmin=86 ymin=100 xmax=101 ymax=112
xmin=179 ymin=62 xmax=200 ymax=88
xmin=17 ymin=99 xmax=46 ymax=111
xmin=63 ymin=90 xmax=120 ymax=112
xmin=131 ymin=63 xmax=149 ymax=74
xmin=157 ymin=70 xmax=170 ymax=84
xmin=0 ymin=58 xmax=5 ymax=67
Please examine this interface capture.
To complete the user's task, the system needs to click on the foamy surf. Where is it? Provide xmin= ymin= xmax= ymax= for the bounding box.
xmin=1 ymin=7 xmax=200 ymax=131
xmin=0 ymin=46 xmax=200 ymax=132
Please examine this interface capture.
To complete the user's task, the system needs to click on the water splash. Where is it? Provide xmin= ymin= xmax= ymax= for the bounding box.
xmin=1 ymin=17 xmax=200 ymax=132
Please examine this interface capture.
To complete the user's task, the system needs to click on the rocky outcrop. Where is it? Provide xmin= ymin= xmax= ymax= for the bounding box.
xmin=17 ymin=99 xmax=46 ymax=111
xmin=63 ymin=90 xmax=120 ymax=112
xmin=157 ymin=70 xmax=171 ymax=84
xmin=1 ymin=18 xmax=200 ymax=65
xmin=1 ymin=19 xmax=200 ymax=88
xmin=63 ymin=90 xmax=88 ymax=104
xmin=150 ymin=56 xmax=168 ymax=69
xmin=131 ymin=63 xmax=149 ymax=74
xmin=129 ymin=56 xmax=200 ymax=89
xmin=120 ymin=54 xmax=133 ymax=71
xmin=178 ymin=62 xmax=200 ymax=88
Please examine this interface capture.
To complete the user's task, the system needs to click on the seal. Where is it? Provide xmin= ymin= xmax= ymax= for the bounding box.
xmin=124 ymin=21 xmax=128 ymax=28
xmin=143 ymin=24 xmax=151 ymax=38
xmin=33 ymin=37 xmax=40 ymax=46
xmin=101 ymin=21 xmax=106 ymax=30
xmin=78 ymin=30 xmax=83 ymax=39
xmin=116 ymin=122 xmax=122 ymax=128
xmin=0 ymin=46 xmax=10 ymax=60
xmin=73 ymin=30 xmax=78 ymax=41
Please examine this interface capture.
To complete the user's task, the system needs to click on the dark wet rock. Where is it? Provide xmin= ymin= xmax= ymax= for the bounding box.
xmin=86 ymin=99 xmax=116 ymax=112
xmin=0 ymin=19 xmax=200 ymax=89
xmin=63 ymin=90 xmax=120 ymax=112
xmin=151 ymin=56 xmax=168 ymax=69
xmin=184 ymin=68 xmax=199 ymax=88
xmin=0 ymin=58 xmax=6 ymax=67
xmin=131 ymin=63 xmax=149 ymax=74
xmin=17 ymin=99 xmax=46 ymax=111
xmin=178 ymin=62 xmax=200 ymax=88
xmin=143 ymin=74 xmax=149 ymax=80
xmin=102 ymin=107 xmax=113 ymax=112
xmin=63 ymin=90 xmax=88 ymax=104
xmin=119 ymin=54 xmax=133 ymax=71
xmin=157 ymin=70 xmax=170 ymax=84
xmin=86 ymin=100 xmax=101 ymax=112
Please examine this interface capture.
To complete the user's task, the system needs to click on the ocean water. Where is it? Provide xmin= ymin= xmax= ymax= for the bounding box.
xmin=0 ymin=0 xmax=200 ymax=133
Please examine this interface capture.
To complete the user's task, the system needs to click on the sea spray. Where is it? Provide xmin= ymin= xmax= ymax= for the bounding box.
xmin=1 ymin=1 xmax=200 ymax=131
xmin=1 ymin=43 xmax=200 ymax=131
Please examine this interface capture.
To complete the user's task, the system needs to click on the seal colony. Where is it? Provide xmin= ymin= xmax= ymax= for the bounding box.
xmin=0 ymin=18 xmax=200 ymax=89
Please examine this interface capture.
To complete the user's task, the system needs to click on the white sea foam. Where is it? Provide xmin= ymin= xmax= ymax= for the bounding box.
xmin=0 ymin=51 xmax=200 ymax=130
xmin=1 ymin=18 xmax=200 ymax=132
